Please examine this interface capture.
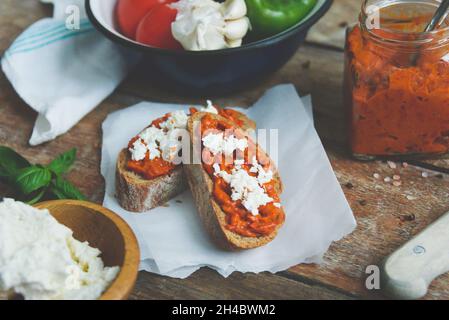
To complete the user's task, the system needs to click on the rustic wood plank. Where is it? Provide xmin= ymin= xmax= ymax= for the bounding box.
xmin=130 ymin=269 xmax=353 ymax=300
xmin=306 ymin=0 xmax=360 ymax=49
xmin=0 ymin=0 xmax=52 ymax=53
xmin=287 ymin=154 xmax=449 ymax=300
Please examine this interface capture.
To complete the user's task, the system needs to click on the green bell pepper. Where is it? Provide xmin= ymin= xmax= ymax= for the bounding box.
xmin=246 ymin=0 xmax=318 ymax=40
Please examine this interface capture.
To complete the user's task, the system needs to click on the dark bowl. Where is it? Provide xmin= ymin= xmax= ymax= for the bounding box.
xmin=86 ymin=0 xmax=332 ymax=95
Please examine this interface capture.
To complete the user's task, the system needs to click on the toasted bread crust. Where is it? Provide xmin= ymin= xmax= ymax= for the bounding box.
xmin=115 ymin=149 xmax=187 ymax=212
xmin=184 ymin=112 xmax=285 ymax=250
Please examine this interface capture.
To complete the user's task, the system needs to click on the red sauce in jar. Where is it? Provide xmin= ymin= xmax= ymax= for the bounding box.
xmin=345 ymin=6 xmax=449 ymax=158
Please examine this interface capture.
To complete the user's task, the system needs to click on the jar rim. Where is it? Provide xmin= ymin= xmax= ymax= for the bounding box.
xmin=360 ymin=0 xmax=449 ymax=47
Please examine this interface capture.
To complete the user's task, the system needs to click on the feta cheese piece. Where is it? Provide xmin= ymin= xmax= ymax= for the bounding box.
xmin=213 ymin=162 xmax=231 ymax=182
xmin=220 ymin=167 xmax=273 ymax=216
xmin=222 ymin=135 xmax=247 ymax=155
xmin=213 ymin=163 xmax=221 ymax=173
xmin=0 ymin=199 xmax=120 ymax=300
xmin=139 ymin=126 xmax=164 ymax=160
xmin=234 ymin=159 xmax=244 ymax=168
xmin=202 ymin=132 xmax=248 ymax=156
xmin=159 ymin=128 xmax=184 ymax=162
xmin=243 ymin=187 xmax=274 ymax=216
xmin=139 ymin=126 xmax=165 ymax=144
xmin=159 ymin=110 xmax=189 ymax=131
xmin=202 ymin=133 xmax=224 ymax=155
xmin=214 ymin=158 xmax=277 ymax=216
xmin=201 ymin=100 xmax=219 ymax=114
xmin=129 ymin=139 xmax=147 ymax=161
xmin=250 ymin=156 xmax=273 ymax=185
xmin=129 ymin=110 xmax=189 ymax=163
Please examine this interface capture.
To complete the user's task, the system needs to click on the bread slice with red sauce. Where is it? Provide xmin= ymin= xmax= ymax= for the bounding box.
xmin=116 ymin=149 xmax=187 ymax=212
xmin=184 ymin=112 xmax=285 ymax=250
xmin=115 ymin=109 xmax=256 ymax=213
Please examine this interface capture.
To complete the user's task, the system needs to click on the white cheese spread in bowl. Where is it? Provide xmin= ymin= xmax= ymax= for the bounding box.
xmin=0 ymin=199 xmax=120 ymax=300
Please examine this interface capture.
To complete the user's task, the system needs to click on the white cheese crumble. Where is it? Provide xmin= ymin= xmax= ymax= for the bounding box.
xmin=129 ymin=103 xmax=225 ymax=164
xmin=129 ymin=110 xmax=189 ymax=163
xmin=250 ymin=156 xmax=273 ymax=185
xmin=200 ymin=100 xmax=219 ymax=114
xmin=202 ymin=133 xmax=248 ymax=156
xmin=139 ymin=127 xmax=164 ymax=160
xmin=159 ymin=110 xmax=189 ymax=131
xmin=159 ymin=129 xmax=185 ymax=162
xmin=234 ymin=159 xmax=245 ymax=167
xmin=0 ymin=199 xmax=120 ymax=300
xmin=213 ymin=158 xmax=278 ymax=216
xmin=130 ymin=139 xmax=148 ymax=161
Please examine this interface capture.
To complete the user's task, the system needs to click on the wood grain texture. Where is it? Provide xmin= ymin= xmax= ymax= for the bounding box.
xmin=306 ymin=0 xmax=361 ymax=49
xmin=286 ymin=154 xmax=449 ymax=299
xmin=129 ymin=268 xmax=353 ymax=300
xmin=2 ymin=0 xmax=449 ymax=300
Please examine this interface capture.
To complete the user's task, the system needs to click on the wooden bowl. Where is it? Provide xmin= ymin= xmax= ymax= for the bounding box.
xmin=34 ymin=200 xmax=140 ymax=300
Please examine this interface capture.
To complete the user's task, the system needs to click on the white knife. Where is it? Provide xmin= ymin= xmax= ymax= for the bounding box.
xmin=381 ymin=211 xmax=449 ymax=299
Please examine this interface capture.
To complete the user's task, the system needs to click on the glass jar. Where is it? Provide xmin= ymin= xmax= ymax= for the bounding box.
xmin=344 ymin=0 xmax=449 ymax=160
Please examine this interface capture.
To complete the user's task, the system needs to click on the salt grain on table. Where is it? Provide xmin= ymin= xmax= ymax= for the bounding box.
xmin=387 ymin=161 xmax=397 ymax=169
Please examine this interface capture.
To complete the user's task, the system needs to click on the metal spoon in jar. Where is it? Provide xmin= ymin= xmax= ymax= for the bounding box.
xmin=411 ymin=0 xmax=449 ymax=65
xmin=424 ymin=0 xmax=449 ymax=32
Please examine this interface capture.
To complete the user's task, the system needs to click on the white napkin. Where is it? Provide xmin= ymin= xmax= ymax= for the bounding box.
xmin=101 ymin=84 xmax=356 ymax=279
xmin=1 ymin=0 xmax=138 ymax=146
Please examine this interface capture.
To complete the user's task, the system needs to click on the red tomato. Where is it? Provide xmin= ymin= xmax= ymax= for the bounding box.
xmin=116 ymin=0 xmax=176 ymax=40
xmin=135 ymin=4 xmax=182 ymax=49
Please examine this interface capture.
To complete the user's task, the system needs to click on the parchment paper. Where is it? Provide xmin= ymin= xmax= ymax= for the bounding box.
xmin=101 ymin=84 xmax=356 ymax=278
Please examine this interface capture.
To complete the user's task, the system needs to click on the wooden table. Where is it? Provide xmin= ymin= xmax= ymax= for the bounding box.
xmin=2 ymin=0 xmax=449 ymax=300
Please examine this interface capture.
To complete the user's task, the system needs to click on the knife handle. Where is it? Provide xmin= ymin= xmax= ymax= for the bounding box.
xmin=381 ymin=211 xmax=449 ymax=300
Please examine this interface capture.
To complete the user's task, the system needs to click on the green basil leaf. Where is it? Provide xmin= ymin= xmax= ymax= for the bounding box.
xmin=47 ymin=148 xmax=77 ymax=175
xmin=14 ymin=166 xmax=52 ymax=195
xmin=0 ymin=146 xmax=31 ymax=177
xmin=51 ymin=176 xmax=86 ymax=200
xmin=49 ymin=187 xmax=66 ymax=200
xmin=24 ymin=188 xmax=47 ymax=205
